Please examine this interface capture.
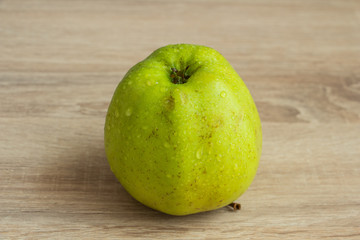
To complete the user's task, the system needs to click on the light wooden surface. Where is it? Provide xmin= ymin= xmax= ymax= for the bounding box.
xmin=1 ymin=0 xmax=360 ymax=239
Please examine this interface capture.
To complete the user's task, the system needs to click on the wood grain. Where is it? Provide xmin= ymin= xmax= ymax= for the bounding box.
xmin=1 ymin=0 xmax=360 ymax=239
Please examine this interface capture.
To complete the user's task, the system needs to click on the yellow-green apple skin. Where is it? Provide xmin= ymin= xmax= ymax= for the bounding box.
xmin=104 ymin=44 xmax=262 ymax=216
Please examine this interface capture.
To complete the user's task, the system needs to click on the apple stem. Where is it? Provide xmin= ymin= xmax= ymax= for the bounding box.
xmin=228 ymin=202 xmax=241 ymax=211
xmin=170 ymin=66 xmax=190 ymax=84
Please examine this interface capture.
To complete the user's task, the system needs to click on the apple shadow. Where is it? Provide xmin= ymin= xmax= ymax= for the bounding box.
xmin=39 ymin=127 xmax=235 ymax=229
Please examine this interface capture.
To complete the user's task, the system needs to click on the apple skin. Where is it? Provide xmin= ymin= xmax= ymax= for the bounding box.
xmin=105 ymin=44 xmax=262 ymax=216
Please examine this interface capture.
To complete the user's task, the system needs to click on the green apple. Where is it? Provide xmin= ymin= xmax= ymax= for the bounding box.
xmin=104 ymin=44 xmax=262 ymax=216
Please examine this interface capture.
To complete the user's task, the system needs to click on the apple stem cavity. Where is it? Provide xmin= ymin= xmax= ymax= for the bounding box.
xmin=228 ymin=202 xmax=241 ymax=211
xmin=170 ymin=66 xmax=190 ymax=84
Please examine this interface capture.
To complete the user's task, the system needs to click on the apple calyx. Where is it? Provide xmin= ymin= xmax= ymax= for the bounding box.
xmin=170 ymin=66 xmax=190 ymax=84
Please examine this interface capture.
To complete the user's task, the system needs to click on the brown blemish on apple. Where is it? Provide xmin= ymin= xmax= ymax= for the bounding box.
xmin=207 ymin=117 xmax=223 ymax=129
xmin=164 ymin=95 xmax=175 ymax=111
xmin=147 ymin=127 xmax=159 ymax=139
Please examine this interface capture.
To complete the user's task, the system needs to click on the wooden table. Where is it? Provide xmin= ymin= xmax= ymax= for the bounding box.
xmin=1 ymin=0 xmax=359 ymax=239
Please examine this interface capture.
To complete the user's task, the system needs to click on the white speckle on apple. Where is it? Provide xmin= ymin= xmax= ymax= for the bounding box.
xmin=125 ymin=108 xmax=132 ymax=117
xmin=196 ymin=148 xmax=203 ymax=159
xmin=164 ymin=142 xmax=171 ymax=148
